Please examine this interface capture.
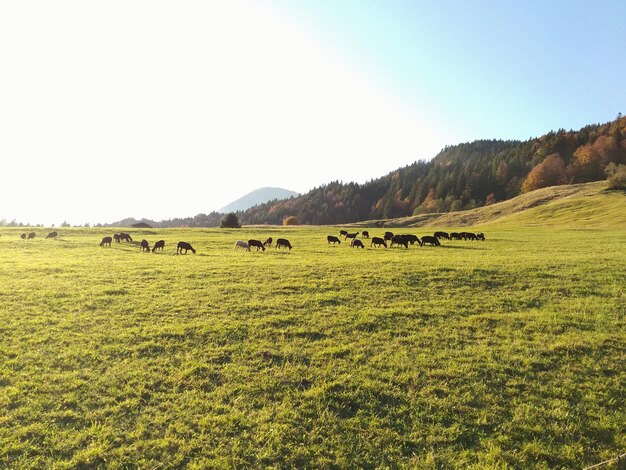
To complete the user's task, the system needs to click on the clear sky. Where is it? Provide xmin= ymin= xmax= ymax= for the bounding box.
xmin=1 ymin=0 xmax=624 ymax=226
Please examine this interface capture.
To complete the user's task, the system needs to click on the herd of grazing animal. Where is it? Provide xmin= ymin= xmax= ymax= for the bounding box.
xmin=327 ymin=229 xmax=486 ymax=250
xmin=14 ymin=227 xmax=484 ymax=255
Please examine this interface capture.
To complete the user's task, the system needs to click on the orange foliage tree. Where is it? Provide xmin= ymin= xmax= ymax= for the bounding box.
xmin=521 ymin=153 xmax=568 ymax=193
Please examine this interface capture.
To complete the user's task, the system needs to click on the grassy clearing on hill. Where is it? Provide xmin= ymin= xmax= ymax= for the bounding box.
xmin=361 ymin=181 xmax=626 ymax=229
xmin=0 ymin=226 xmax=624 ymax=468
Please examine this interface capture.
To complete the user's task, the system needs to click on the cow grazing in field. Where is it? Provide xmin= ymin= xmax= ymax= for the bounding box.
xmin=476 ymin=232 xmax=486 ymax=241
xmin=339 ymin=230 xmax=348 ymax=237
xmin=100 ymin=236 xmax=112 ymax=247
xmin=345 ymin=232 xmax=359 ymax=241
xmin=248 ymin=239 xmax=265 ymax=251
xmin=401 ymin=234 xmax=421 ymax=246
xmin=177 ymin=241 xmax=196 ymax=254
xmin=371 ymin=237 xmax=387 ymax=248
xmin=384 ymin=231 xmax=394 ymax=242
xmin=327 ymin=235 xmax=341 ymax=245
xmin=276 ymin=238 xmax=292 ymax=250
xmin=235 ymin=240 xmax=250 ymax=251
xmin=140 ymin=239 xmax=150 ymax=252
xmin=119 ymin=232 xmax=133 ymax=242
xmin=351 ymin=239 xmax=365 ymax=249
xmin=263 ymin=237 xmax=273 ymax=248
xmin=465 ymin=232 xmax=478 ymax=241
xmin=152 ymin=240 xmax=165 ymax=252
xmin=390 ymin=235 xmax=409 ymax=248
xmin=434 ymin=231 xmax=450 ymax=240
xmin=113 ymin=233 xmax=121 ymax=243
xmin=27 ymin=232 xmax=36 ymax=239
xmin=421 ymin=235 xmax=441 ymax=246
xmin=450 ymin=232 xmax=462 ymax=240
xmin=20 ymin=233 xmax=27 ymax=240
xmin=362 ymin=231 xmax=370 ymax=239
xmin=46 ymin=231 xmax=58 ymax=239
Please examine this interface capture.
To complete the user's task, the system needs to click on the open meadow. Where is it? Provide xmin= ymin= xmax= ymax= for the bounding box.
xmin=0 ymin=226 xmax=624 ymax=468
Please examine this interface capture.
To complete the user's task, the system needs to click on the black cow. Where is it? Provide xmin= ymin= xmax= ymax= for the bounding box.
xmin=152 ymin=240 xmax=165 ymax=252
xmin=113 ymin=233 xmax=121 ymax=243
xmin=384 ymin=231 xmax=394 ymax=242
xmin=276 ymin=238 xmax=292 ymax=250
xmin=27 ymin=232 xmax=36 ymax=239
xmin=371 ymin=237 xmax=387 ymax=248
xmin=390 ymin=235 xmax=409 ymax=248
xmin=351 ymin=239 xmax=365 ymax=249
xmin=434 ymin=231 xmax=450 ymax=240
xmin=46 ymin=231 xmax=58 ymax=239
xmin=263 ymin=237 xmax=273 ymax=247
xmin=177 ymin=241 xmax=196 ymax=254
xmin=100 ymin=236 xmax=112 ymax=247
xmin=362 ymin=231 xmax=370 ymax=239
xmin=401 ymin=234 xmax=421 ymax=246
xmin=119 ymin=232 xmax=133 ymax=242
xmin=20 ymin=233 xmax=27 ymax=240
xmin=421 ymin=235 xmax=441 ymax=246
xmin=450 ymin=232 xmax=462 ymax=240
xmin=344 ymin=232 xmax=359 ymax=240
xmin=476 ymin=232 xmax=486 ymax=241
xmin=140 ymin=239 xmax=150 ymax=252
xmin=327 ymin=235 xmax=341 ymax=245
xmin=464 ymin=232 xmax=478 ymax=241
xmin=339 ymin=230 xmax=348 ymax=237
xmin=248 ymin=239 xmax=265 ymax=251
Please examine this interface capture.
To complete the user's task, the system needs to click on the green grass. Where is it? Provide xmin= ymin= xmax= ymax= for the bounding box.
xmin=0 ymin=226 xmax=624 ymax=468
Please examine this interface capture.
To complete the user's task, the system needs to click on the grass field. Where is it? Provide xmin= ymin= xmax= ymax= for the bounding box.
xmin=0 ymin=225 xmax=624 ymax=468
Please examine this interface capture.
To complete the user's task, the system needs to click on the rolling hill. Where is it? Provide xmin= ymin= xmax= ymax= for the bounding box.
xmin=350 ymin=181 xmax=626 ymax=229
xmin=219 ymin=187 xmax=298 ymax=213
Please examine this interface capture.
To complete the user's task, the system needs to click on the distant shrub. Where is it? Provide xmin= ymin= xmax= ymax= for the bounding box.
xmin=221 ymin=213 xmax=241 ymax=228
xmin=605 ymin=163 xmax=626 ymax=190
xmin=282 ymin=216 xmax=299 ymax=225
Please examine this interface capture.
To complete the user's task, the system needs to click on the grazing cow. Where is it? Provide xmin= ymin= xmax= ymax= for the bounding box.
xmin=113 ymin=233 xmax=121 ymax=243
xmin=140 ymin=239 xmax=150 ymax=252
xmin=362 ymin=231 xmax=370 ymax=239
xmin=421 ymin=235 xmax=441 ymax=246
xmin=276 ymin=238 xmax=292 ymax=250
xmin=339 ymin=230 xmax=348 ymax=237
xmin=327 ymin=235 xmax=341 ymax=245
xmin=152 ymin=240 xmax=165 ymax=252
xmin=27 ymin=232 xmax=36 ymax=239
xmin=20 ymin=233 xmax=27 ymax=240
xmin=464 ymin=232 xmax=478 ymax=241
xmin=345 ymin=232 xmax=359 ymax=241
xmin=450 ymin=232 xmax=462 ymax=240
xmin=177 ymin=241 xmax=196 ymax=254
xmin=100 ymin=236 xmax=112 ymax=247
xmin=390 ymin=235 xmax=409 ymax=248
xmin=434 ymin=231 xmax=450 ymax=240
xmin=384 ymin=231 xmax=394 ymax=242
xmin=248 ymin=239 xmax=265 ymax=251
xmin=401 ymin=234 xmax=421 ymax=246
xmin=263 ymin=237 xmax=273 ymax=248
xmin=46 ymin=231 xmax=58 ymax=239
xmin=351 ymin=239 xmax=365 ymax=249
xmin=235 ymin=240 xmax=250 ymax=251
xmin=476 ymin=232 xmax=486 ymax=241
xmin=371 ymin=236 xmax=387 ymax=248
xmin=119 ymin=232 xmax=133 ymax=242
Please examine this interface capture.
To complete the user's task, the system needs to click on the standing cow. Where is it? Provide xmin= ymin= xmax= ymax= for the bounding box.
xmin=327 ymin=235 xmax=341 ymax=245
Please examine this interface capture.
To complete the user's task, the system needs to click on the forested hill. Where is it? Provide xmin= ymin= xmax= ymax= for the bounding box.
xmin=240 ymin=116 xmax=626 ymax=225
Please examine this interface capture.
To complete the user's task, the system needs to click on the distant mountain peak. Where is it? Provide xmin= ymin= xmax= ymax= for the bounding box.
xmin=219 ymin=187 xmax=299 ymax=213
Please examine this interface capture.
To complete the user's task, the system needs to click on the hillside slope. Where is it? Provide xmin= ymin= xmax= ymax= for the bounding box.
xmin=352 ymin=181 xmax=626 ymax=229
xmin=219 ymin=187 xmax=298 ymax=213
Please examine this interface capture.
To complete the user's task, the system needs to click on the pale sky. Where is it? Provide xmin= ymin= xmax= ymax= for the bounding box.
xmin=1 ymin=1 xmax=624 ymax=226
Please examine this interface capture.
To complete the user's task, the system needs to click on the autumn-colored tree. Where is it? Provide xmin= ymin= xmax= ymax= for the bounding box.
xmin=484 ymin=193 xmax=497 ymax=205
xmin=521 ymin=153 xmax=567 ymax=193
xmin=282 ymin=216 xmax=299 ymax=225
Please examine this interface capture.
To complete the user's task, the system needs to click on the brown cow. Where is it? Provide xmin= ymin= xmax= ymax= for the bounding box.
xmin=152 ymin=240 xmax=165 ymax=252
xmin=276 ymin=238 xmax=292 ymax=250
xmin=177 ymin=241 xmax=196 ymax=254
xmin=100 ymin=236 xmax=112 ymax=247
xmin=248 ymin=239 xmax=265 ymax=251
xmin=140 ymin=239 xmax=150 ymax=252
